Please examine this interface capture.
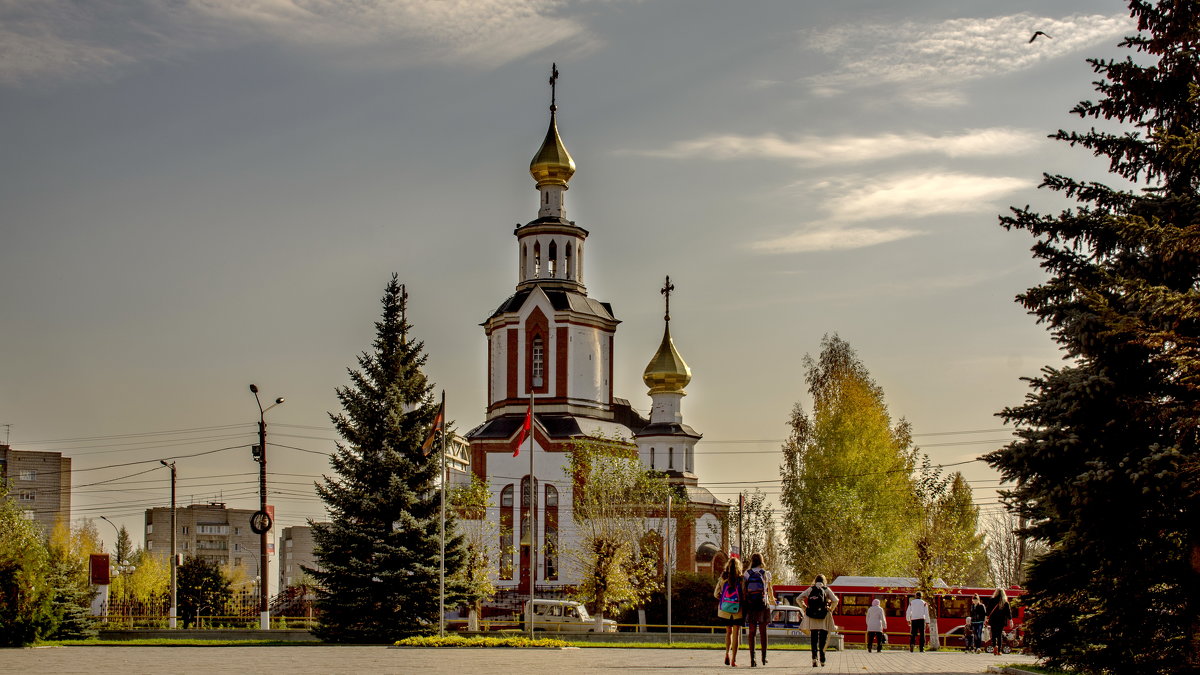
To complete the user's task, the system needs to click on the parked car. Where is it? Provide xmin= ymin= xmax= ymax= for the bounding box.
xmin=523 ymin=599 xmax=618 ymax=633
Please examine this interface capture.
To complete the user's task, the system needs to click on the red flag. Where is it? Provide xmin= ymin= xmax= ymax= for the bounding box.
xmin=512 ymin=407 xmax=532 ymax=457
xmin=421 ymin=402 xmax=445 ymax=456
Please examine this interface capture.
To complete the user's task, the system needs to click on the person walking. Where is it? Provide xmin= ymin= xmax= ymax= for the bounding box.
xmin=743 ymin=553 xmax=775 ymax=667
xmin=714 ymin=557 xmax=745 ymax=667
xmin=865 ymin=598 xmax=886 ymax=653
xmin=799 ymin=574 xmax=838 ymax=667
xmin=969 ymin=595 xmax=987 ymax=653
xmin=905 ymin=591 xmax=930 ymax=652
xmin=987 ymin=589 xmax=1012 ymax=656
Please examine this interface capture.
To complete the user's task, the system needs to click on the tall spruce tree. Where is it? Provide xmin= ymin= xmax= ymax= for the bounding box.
xmin=985 ymin=3 xmax=1200 ymax=672
xmin=310 ymin=276 xmax=465 ymax=642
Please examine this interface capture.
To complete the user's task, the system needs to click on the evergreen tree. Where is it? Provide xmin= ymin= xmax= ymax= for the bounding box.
xmin=985 ymin=3 xmax=1200 ymax=671
xmin=0 ymin=485 xmax=53 ymax=646
xmin=779 ymin=335 xmax=924 ymax=579
xmin=45 ymin=521 xmax=99 ymax=639
xmin=310 ymin=276 xmax=465 ymax=642
xmin=176 ymin=556 xmax=232 ymax=628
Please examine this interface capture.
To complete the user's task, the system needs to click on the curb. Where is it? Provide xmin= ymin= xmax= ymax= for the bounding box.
xmin=987 ymin=667 xmax=1042 ymax=675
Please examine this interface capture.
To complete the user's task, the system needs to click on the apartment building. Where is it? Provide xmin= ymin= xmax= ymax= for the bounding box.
xmin=0 ymin=444 xmax=71 ymax=534
xmin=144 ymin=503 xmax=273 ymax=577
xmin=278 ymin=524 xmax=325 ymax=590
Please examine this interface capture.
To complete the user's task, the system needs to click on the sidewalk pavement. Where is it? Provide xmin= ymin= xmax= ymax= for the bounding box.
xmin=0 ymin=645 xmax=1040 ymax=674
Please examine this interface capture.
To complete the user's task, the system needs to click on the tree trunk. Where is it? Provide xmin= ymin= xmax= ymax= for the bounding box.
xmin=928 ymin=616 xmax=940 ymax=650
xmin=468 ymin=606 xmax=479 ymax=632
xmin=595 ymin=612 xmax=605 ymax=633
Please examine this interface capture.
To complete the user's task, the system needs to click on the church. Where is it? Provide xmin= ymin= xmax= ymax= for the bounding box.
xmin=464 ymin=74 xmax=731 ymax=595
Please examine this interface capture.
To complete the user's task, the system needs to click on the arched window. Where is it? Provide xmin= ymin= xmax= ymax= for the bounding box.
xmin=521 ymin=244 xmax=528 ymax=278
xmin=564 ymin=242 xmax=573 ymax=280
xmin=545 ymin=485 xmax=559 ymax=580
xmin=500 ymin=485 xmax=514 ymax=580
xmin=548 ymin=241 xmax=558 ymax=278
xmin=532 ymin=337 xmax=544 ymax=388
xmin=533 ymin=242 xmax=541 ymax=278
xmin=650 ymin=447 xmax=656 ymax=469
xmin=668 ymin=447 xmax=674 ymax=470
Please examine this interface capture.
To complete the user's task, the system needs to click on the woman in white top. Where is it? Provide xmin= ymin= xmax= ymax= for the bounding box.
xmin=798 ymin=574 xmax=838 ymax=667
xmin=865 ymin=598 xmax=886 ymax=652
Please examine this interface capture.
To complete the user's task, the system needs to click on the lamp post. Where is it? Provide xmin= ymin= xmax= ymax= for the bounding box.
xmin=250 ymin=384 xmax=284 ymax=631
xmin=159 ymin=460 xmax=177 ymax=629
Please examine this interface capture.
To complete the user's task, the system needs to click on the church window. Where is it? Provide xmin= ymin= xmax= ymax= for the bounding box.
xmin=564 ymin=242 xmax=573 ymax=280
xmin=532 ymin=337 xmax=544 ymax=387
xmin=521 ymin=245 xmax=528 ymax=278
xmin=545 ymin=485 xmax=559 ymax=580
xmin=668 ymin=447 xmax=674 ymax=469
xmin=650 ymin=447 xmax=655 ymax=469
xmin=533 ymin=242 xmax=541 ymax=278
xmin=548 ymin=241 xmax=557 ymax=278
xmin=500 ymin=484 xmax=514 ymax=580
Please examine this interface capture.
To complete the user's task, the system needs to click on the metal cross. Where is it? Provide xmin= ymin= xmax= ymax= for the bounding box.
xmin=549 ymin=63 xmax=559 ymax=111
xmin=661 ymin=275 xmax=674 ymax=323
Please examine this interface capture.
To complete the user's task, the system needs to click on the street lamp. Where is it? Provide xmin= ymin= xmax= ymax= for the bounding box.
xmin=250 ymin=384 xmax=284 ymax=631
xmin=160 ymin=460 xmax=177 ymax=629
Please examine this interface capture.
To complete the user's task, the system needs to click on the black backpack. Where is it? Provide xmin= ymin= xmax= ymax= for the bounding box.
xmin=805 ymin=587 xmax=829 ymax=619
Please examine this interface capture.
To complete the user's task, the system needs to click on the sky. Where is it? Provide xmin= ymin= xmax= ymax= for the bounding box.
xmin=1 ymin=0 xmax=1139 ymax=565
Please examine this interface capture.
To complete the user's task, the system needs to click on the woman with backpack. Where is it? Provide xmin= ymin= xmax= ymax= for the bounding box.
xmin=714 ymin=556 xmax=746 ymax=667
xmin=743 ymin=553 xmax=775 ymax=667
xmin=798 ymin=574 xmax=838 ymax=667
xmin=987 ymin=589 xmax=1012 ymax=655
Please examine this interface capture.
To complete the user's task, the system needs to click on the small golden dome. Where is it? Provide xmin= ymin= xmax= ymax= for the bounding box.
xmin=529 ymin=111 xmax=576 ymax=187
xmin=643 ymin=324 xmax=691 ymax=395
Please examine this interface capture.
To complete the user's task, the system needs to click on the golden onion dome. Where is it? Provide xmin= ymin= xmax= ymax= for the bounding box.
xmin=529 ymin=111 xmax=576 ymax=187
xmin=643 ymin=324 xmax=691 ymax=395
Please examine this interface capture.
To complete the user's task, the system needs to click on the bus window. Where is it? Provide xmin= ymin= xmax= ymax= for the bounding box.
xmin=940 ymin=595 xmax=970 ymax=619
xmin=769 ymin=608 xmax=801 ymax=628
xmin=839 ymin=594 xmax=872 ymax=617
xmin=881 ymin=595 xmax=906 ymax=618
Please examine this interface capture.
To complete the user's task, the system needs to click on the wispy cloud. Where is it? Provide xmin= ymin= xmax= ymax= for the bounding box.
xmin=824 ymin=172 xmax=1030 ymax=222
xmin=807 ymin=12 xmax=1131 ymax=103
xmin=0 ymin=0 xmax=586 ymax=86
xmin=750 ymin=171 xmax=1030 ymax=254
xmin=752 ymin=226 xmax=924 ymax=253
xmin=633 ymin=128 xmax=1039 ymax=164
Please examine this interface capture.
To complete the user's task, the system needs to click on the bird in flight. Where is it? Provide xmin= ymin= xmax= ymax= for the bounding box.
xmin=1029 ymin=31 xmax=1053 ymax=43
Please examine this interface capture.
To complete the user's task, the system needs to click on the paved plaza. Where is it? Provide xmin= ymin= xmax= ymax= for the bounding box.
xmin=0 ymin=646 xmax=1038 ymax=674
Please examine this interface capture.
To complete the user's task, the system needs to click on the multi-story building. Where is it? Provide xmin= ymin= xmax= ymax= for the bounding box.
xmin=278 ymin=525 xmax=324 ymax=590
xmin=0 ymin=444 xmax=71 ymax=534
xmin=144 ymin=503 xmax=273 ymax=580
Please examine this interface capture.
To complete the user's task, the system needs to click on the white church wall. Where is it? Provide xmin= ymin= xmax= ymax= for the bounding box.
xmin=569 ymin=326 xmax=605 ymax=403
xmin=695 ymin=512 xmax=722 ymax=554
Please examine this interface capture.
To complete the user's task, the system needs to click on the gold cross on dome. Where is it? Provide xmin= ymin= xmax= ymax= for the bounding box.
xmin=661 ymin=275 xmax=674 ymax=323
xmin=549 ymin=63 xmax=560 ymax=110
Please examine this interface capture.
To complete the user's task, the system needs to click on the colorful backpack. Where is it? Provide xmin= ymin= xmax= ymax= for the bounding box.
xmin=719 ymin=581 xmax=741 ymax=615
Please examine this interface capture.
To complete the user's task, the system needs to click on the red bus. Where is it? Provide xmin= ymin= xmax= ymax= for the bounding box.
xmin=771 ymin=576 xmax=1024 ymax=649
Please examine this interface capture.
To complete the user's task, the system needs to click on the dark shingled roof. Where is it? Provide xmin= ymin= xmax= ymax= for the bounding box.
xmin=486 ymin=289 xmax=616 ymax=323
xmin=636 ymin=422 xmax=701 ymax=438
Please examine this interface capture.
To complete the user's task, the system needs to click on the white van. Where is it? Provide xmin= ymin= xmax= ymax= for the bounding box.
xmin=524 ymin=599 xmax=618 ymax=633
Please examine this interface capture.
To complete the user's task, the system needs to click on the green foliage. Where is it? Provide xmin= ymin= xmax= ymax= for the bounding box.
xmin=634 ymin=571 xmax=720 ymax=629
xmin=44 ymin=521 xmax=100 ymax=639
xmin=393 ymin=634 xmax=569 ymax=648
xmin=310 ymin=275 xmax=466 ymax=643
xmin=985 ymin=3 xmax=1200 ymax=672
xmin=779 ymin=335 xmax=924 ymax=579
xmin=0 ymin=485 xmax=54 ymax=647
xmin=448 ymin=476 xmax=496 ymax=616
xmin=565 ymin=434 xmax=676 ymax=622
xmin=909 ymin=473 xmax=990 ymax=595
xmin=177 ymin=556 xmax=232 ymax=628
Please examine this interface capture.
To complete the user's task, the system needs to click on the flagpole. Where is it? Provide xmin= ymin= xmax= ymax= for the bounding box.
xmin=527 ymin=387 xmax=536 ymax=640
xmin=439 ymin=389 xmax=446 ymax=637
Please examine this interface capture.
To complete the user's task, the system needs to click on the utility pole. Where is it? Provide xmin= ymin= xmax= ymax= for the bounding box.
xmin=250 ymin=384 xmax=285 ymax=631
xmin=160 ymin=460 xmax=177 ymax=629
